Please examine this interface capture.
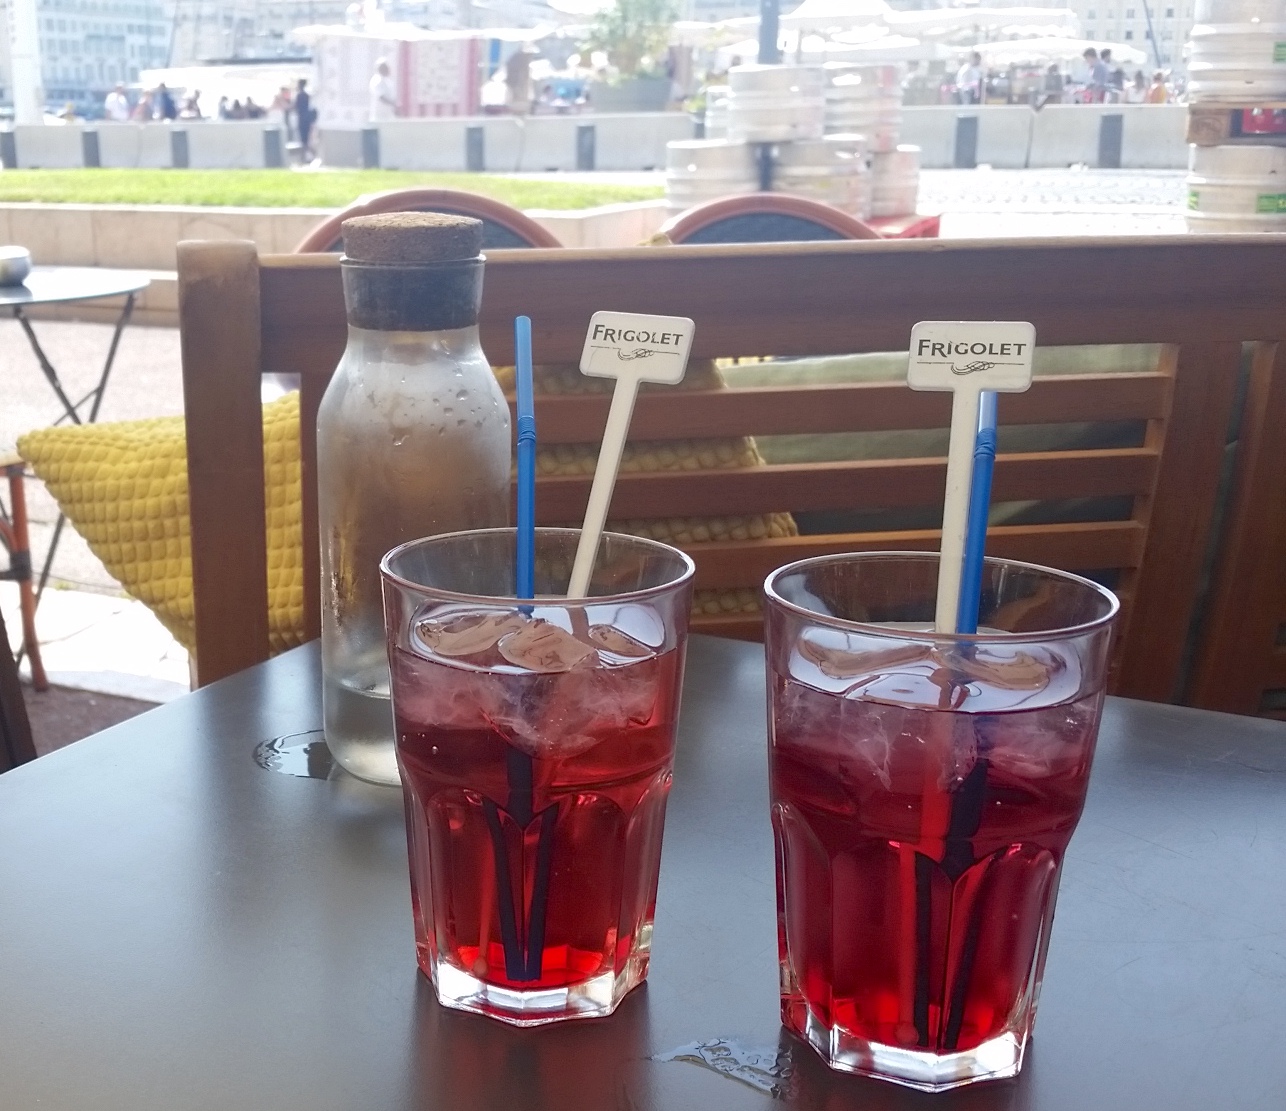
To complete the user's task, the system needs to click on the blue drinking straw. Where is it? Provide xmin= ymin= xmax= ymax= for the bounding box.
xmin=515 ymin=316 xmax=537 ymax=601
xmin=955 ymin=390 xmax=998 ymax=636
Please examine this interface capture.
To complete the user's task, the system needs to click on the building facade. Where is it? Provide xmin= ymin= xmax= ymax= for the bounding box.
xmin=1056 ymin=0 xmax=1194 ymax=71
xmin=0 ymin=0 xmax=170 ymax=110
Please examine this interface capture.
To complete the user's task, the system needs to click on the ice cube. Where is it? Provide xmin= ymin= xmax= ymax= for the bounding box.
xmin=392 ymin=649 xmax=514 ymax=734
xmin=509 ymin=661 xmax=660 ymax=758
xmin=400 ymin=615 xmax=663 ymax=759
xmin=982 ymin=696 xmax=1097 ymax=781
xmin=498 ymin=620 xmax=597 ymax=673
xmin=798 ymin=629 xmax=934 ymax=681
xmin=948 ymin=648 xmax=1052 ymax=692
xmin=588 ymin=623 xmax=653 ymax=662
xmin=416 ymin=611 xmax=527 ymax=659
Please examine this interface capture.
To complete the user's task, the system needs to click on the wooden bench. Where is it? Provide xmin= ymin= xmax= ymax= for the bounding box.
xmin=178 ymin=236 xmax=1286 ymax=704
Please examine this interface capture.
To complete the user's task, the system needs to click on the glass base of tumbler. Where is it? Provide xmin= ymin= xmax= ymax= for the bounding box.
xmin=428 ymin=952 xmax=649 ymax=1028
xmin=793 ymin=1008 xmax=1026 ymax=1092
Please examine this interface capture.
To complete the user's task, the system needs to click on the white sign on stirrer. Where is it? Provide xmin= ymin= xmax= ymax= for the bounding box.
xmin=907 ymin=320 xmax=1035 ymax=633
xmin=567 ymin=310 xmax=696 ymax=598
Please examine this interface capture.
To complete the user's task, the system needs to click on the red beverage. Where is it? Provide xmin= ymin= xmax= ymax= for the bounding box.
xmin=767 ymin=620 xmax=1109 ymax=1091
xmin=391 ymin=607 xmax=684 ymax=1025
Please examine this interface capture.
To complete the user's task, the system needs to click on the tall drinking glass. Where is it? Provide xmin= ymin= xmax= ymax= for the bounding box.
xmin=381 ymin=528 xmax=694 ymax=1026
xmin=764 ymin=553 xmax=1118 ymax=1091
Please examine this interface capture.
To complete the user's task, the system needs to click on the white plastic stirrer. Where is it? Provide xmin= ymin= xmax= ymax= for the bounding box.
xmin=567 ymin=310 xmax=695 ymax=598
xmin=907 ymin=320 xmax=1035 ymax=633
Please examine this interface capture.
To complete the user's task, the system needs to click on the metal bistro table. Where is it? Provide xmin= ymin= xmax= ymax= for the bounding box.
xmin=2 ymin=635 xmax=1286 ymax=1111
xmin=2 ymin=266 xmax=150 ymax=594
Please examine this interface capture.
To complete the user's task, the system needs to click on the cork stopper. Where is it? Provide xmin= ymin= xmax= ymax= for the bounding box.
xmin=341 ymin=212 xmax=483 ymax=265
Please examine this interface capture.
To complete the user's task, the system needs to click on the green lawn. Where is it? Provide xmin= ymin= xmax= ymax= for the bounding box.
xmin=0 ymin=169 xmax=664 ymax=210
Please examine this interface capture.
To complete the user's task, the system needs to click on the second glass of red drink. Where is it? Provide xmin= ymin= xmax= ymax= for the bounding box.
xmin=381 ymin=527 xmax=694 ymax=1025
xmin=764 ymin=552 xmax=1118 ymax=1091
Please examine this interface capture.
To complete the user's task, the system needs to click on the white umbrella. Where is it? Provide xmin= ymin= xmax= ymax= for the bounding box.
xmin=884 ymin=7 xmax=1080 ymax=37
xmin=834 ymin=33 xmax=949 ymax=62
xmin=781 ymin=0 xmax=891 ymax=30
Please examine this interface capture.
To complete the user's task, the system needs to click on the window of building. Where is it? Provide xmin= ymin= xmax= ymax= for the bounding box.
xmin=1087 ymin=7 xmax=1095 ymax=17
xmin=1165 ymin=6 xmax=1174 ymax=14
xmin=1125 ymin=6 xmax=1134 ymax=15
xmin=1124 ymin=28 xmax=1133 ymax=37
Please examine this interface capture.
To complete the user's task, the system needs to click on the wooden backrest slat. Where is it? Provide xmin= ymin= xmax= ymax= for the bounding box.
xmin=1267 ymin=646 xmax=1286 ymax=691
xmin=299 ymin=376 xmax=325 ymax=644
xmin=1188 ymin=341 xmax=1286 ymax=714
xmin=687 ymin=521 xmax=1147 ymax=590
xmin=513 ymin=373 xmax=1167 ymax=444
xmin=533 ymin=449 xmax=1156 ymax=522
xmin=259 ymin=238 xmax=1286 ymax=371
xmin=1114 ymin=342 xmax=1244 ymax=703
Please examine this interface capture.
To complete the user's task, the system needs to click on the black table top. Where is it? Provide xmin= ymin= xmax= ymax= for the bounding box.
xmin=3 ymin=636 xmax=1286 ymax=1111
xmin=0 ymin=266 xmax=150 ymax=306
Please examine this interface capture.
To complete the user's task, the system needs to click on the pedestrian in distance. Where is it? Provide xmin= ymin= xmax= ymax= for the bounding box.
xmin=369 ymin=58 xmax=397 ymax=121
xmin=1082 ymin=47 xmax=1109 ymax=103
xmin=295 ymin=78 xmax=316 ymax=160
xmin=155 ymin=83 xmax=177 ymax=120
xmin=956 ymin=51 xmax=983 ymax=105
xmin=104 ymin=83 xmax=130 ymax=122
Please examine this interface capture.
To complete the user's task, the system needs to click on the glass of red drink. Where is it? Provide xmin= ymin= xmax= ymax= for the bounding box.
xmin=380 ymin=528 xmax=694 ymax=1026
xmin=764 ymin=552 xmax=1118 ymax=1091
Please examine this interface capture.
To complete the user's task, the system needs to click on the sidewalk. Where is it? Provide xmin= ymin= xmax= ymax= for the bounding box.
xmin=2 ymin=585 xmax=189 ymax=703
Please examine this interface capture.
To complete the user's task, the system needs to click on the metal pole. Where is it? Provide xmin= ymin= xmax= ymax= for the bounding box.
xmin=1140 ymin=0 xmax=1163 ymax=69
xmin=758 ymin=0 xmax=780 ymax=65
xmin=8 ymin=0 xmax=43 ymax=124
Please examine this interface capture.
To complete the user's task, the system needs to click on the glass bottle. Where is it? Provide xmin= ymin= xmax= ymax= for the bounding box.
xmin=317 ymin=213 xmax=510 ymax=785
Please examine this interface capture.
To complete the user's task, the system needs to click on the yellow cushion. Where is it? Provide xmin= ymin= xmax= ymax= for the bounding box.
xmin=18 ymin=392 xmax=306 ymax=656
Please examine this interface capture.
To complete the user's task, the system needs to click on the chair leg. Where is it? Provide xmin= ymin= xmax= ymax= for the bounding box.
xmin=4 ymin=464 xmax=47 ymax=692
xmin=0 ymin=606 xmax=37 ymax=770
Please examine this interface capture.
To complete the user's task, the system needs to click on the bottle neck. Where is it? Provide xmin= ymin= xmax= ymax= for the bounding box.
xmin=341 ymin=257 xmax=483 ymax=332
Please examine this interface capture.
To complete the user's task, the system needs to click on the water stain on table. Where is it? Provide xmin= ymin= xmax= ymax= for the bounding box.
xmin=655 ymin=1038 xmax=794 ymax=1099
xmin=254 ymin=730 xmax=334 ymax=779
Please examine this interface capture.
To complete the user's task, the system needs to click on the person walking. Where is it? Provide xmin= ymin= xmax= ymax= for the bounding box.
xmin=955 ymin=51 xmax=984 ymax=104
xmin=294 ymin=79 xmax=315 ymax=159
xmin=1146 ymin=71 xmax=1170 ymax=103
xmin=271 ymin=85 xmax=293 ymax=138
xmin=369 ymin=59 xmax=396 ymax=121
xmin=505 ymin=45 xmax=534 ymax=115
xmin=1125 ymin=70 xmax=1147 ymax=103
xmin=104 ymin=83 xmax=130 ymax=121
xmin=1082 ymin=47 xmax=1109 ymax=103
xmin=155 ymin=83 xmax=177 ymax=120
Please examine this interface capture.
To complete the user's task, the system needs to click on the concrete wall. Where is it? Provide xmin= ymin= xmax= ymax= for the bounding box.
xmin=95 ymin=123 xmax=174 ymax=169
xmin=6 ymin=122 xmax=286 ymax=170
xmin=13 ymin=125 xmax=85 ymax=169
xmin=318 ymin=127 xmax=365 ymax=169
xmin=901 ymin=104 xmax=1187 ymax=169
xmin=0 ymin=199 xmax=670 ymax=325
xmin=373 ymin=113 xmax=694 ymax=173
xmin=5 ymin=108 xmax=1185 ymax=172
xmin=186 ymin=123 xmax=282 ymax=170
xmin=526 ymin=199 xmax=667 ymax=248
xmin=3 ymin=203 xmax=327 ymax=270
